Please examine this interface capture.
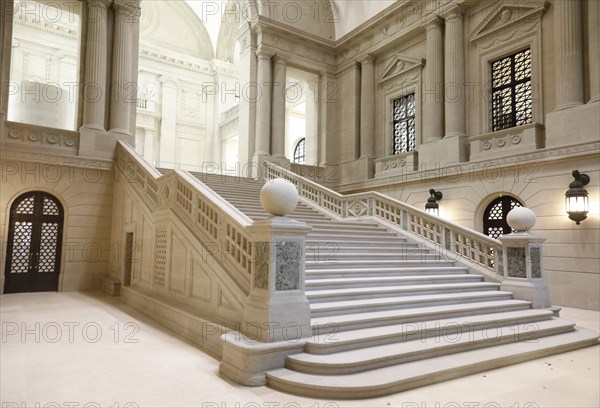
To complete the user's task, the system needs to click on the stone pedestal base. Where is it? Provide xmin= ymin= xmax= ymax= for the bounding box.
xmin=219 ymin=332 xmax=306 ymax=386
xmin=418 ymin=134 xmax=467 ymax=170
xmin=545 ymin=101 xmax=600 ymax=148
xmin=339 ymin=157 xmax=374 ymax=184
xmin=501 ymin=278 xmax=551 ymax=309
xmin=79 ymin=126 xmax=134 ymax=160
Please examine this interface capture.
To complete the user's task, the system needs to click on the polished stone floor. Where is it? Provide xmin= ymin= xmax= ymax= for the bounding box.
xmin=1 ymin=291 xmax=598 ymax=408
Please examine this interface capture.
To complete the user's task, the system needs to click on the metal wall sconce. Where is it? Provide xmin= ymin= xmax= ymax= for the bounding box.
xmin=425 ymin=189 xmax=443 ymax=216
xmin=565 ymin=170 xmax=590 ymax=225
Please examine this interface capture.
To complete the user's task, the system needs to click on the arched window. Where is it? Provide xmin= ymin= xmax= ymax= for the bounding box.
xmin=483 ymin=195 xmax=524 ymax=239
xmin=293 ymin=138 xmax=306 ymax=164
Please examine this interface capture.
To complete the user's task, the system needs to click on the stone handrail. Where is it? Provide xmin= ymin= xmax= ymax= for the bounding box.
xmin=264 ymin=161 xmax=502 ymax=275
xmin=115 ymin=141 xmax=256 ymax=293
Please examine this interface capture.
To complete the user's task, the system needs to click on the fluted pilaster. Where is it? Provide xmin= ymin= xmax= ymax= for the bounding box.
xmin=359 ymin=55 xmax=375 ymax=159
xmin=109 ymin=0 xmax=140 ymax=134
xmin=255 ymin=49 xmax=273 ymax=155
xmin=588 ymin=0 xmax=600 ymax=103
xmin=444 ymin=6 xmax=465 ymax=138
xmin=271 ymin=55 xmax=287 ymax=158
xmin=82 ymin=0 xmax=111 ymax=130
xmin=424 ymin=17 xmax=444 ymax=143
xmin=554 ymin=0 xmax=584 ymax=110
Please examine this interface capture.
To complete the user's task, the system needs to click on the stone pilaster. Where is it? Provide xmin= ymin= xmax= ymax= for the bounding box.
xmin=109 ymin=0 xmax=140 ymax=135
xmin=554 ymin=0 xmax=584 ymax=110
xmin=588 ymin=0 xmax=600 ymax=103
xmin=158 ymin=76 xmax=178 ymax=168
xmin=271 ymin=55 xmax=287 ymax=158
xmin=424 ymin=17 xmax=444 ymax=143
xmin=444 ymin=5 xmax=465 ymax=138
xmin=254 ymin=50 xmax=274 ymax=156
xmin=359 ymin=55 xmax=375 ymax=159
xmin=81 ymin=0 xmax=110 ymax=130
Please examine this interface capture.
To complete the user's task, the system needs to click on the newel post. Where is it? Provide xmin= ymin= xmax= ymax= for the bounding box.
xmin=498 ymin=207 xmax=551 ymax=309
xmin=244 ymin=178 xmax=313 ymax=342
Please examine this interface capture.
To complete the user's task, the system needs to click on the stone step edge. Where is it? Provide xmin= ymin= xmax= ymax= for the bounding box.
xmin=287 ymin=318 xmax=575 ymax=374
xmin=266 ymin=328 xmax=599 ymax=399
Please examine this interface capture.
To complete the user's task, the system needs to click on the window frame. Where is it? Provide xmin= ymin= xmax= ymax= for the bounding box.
xmin=292 ymin=138 xmax=306 ymax=164
xmin=475 ymin=23 xmax=543 ymax=135
xmin=391 ymin=92 xmax=417 ymax=155
xmin=490 ymin=48 xmax=533 ymax=132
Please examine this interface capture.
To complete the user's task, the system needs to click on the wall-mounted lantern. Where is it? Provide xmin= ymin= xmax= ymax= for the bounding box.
xmin=565 ymin=170 xmax=590 ymax=225
xmin=425 ymin=189 xmax=443 ymax=216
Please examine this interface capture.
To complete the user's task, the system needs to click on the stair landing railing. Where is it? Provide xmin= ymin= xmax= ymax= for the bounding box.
xmin=264 ymin=161 xmax=503 ymax=277
xmin=115 ymin=141 xmax=256 ymax=293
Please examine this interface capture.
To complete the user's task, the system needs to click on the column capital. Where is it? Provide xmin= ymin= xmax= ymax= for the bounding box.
xmin=256 ymin=49 xmax=275 ymax=60
xmin=442 ymin=3 xmax=464 ymax=21
xmin=159 ymin=76 xmax=179 ymax=87
xmin=273 ymin=55 xmax=288 ymax=65
xmin=112 ymin=0 xmax=140 ymax=13
xmin=88 ymin=0 xmax=112 ymax=9
xmin=422 ymin=16 xmax=444 ymax=31
xmin=358 ymin=54 xmax=375 ymax=66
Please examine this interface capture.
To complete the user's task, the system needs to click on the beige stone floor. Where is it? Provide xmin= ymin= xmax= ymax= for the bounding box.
xmin=0 ymin=291 xmax=598 ymax=408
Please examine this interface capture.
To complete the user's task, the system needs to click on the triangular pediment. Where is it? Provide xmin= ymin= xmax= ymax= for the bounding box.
xmin=378 ymin=54 xmax=424 ymax=83
xmin=470 ymin=2 xmax=547 ymax=43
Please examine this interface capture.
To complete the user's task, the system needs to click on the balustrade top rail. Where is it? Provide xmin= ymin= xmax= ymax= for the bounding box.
xmin=115 ymin=141 xmax=255 ymax=293
xmin=264 ymin=161 xmax=502 ymax=275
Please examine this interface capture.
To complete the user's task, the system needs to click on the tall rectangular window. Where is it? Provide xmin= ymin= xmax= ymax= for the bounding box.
xmin=491 ymin=49 xmax=532 ymax=131
xmin=8 ymin=0 xmax=82 ymax=131
xmin=392 ymin=93 xmax=416 ymax=154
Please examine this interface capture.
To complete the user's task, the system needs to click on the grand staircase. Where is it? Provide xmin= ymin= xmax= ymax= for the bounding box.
xmin=162 ymin=170 xmax=599 ymax=399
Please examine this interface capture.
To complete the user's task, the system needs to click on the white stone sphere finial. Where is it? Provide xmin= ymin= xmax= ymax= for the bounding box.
xmin=260 ymin=178 xmax=299 ymax=216
xmin=506 ymin=207 xmax=536 ymax=232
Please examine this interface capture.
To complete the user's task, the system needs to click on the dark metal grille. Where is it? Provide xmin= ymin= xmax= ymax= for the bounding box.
xmin=38 ymin=223 xmax=59 ymax=273
xmin=293 ymin=138 xmax=306 ymax=164
xmin=43 ymin=197 xmax=60 ymax=216
xmin=10 ymin=222 xmax=33 ymax=273
xmin=483 ymin=196 xmax=523 ymax=239
xmin=392 ymin=93 xmax=416 ymax=154
xmin=491 ymin=49 xmax=532 ymax=131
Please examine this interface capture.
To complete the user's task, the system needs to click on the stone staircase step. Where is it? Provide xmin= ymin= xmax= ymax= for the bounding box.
xmin=305 ymin=309 xmax=555 ymax=354
xmin=288 ymin=318 xmax=575 ymax=375
xmin=305 ymin=274 xmax=483 ymax=289
xmin=306 ymin=282 xmax=501 ymax=302
xmin=305 ymin=259 xmax=452 ymax=270
xmin=310 ymin=291 xmax=514 ymax=317
xmin=306 ymin=253 xmax=441 ymax=263
xmin=266 ymin=327 xmax=599 ymax=399
xmin=305 ymin=239 xmax=408 ymax=246
xmin=305 ymin=266 xmax=467 ymax=279
xmin=310 ymin=300 xmax=533 ymax=333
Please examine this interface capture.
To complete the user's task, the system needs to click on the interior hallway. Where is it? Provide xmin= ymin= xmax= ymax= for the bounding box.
xmin=1 ymin=291 xmax=598 ymax=407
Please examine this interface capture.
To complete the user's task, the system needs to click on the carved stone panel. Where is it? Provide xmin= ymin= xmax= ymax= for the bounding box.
xmin=254 ymin=241 xmax=270 ymax=290
xmin=275 ymin=241 xmax=301 ymax=291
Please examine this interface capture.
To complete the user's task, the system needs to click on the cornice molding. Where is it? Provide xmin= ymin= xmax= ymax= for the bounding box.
xmin=336 ymin=142 xmax=600 ymax=193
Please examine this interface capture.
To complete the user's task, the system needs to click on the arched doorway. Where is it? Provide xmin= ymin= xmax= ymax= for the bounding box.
xmin=483 ymin=195 xmax=523 ymax=239
xmin=4 ymin=192 xmax=64 ymax=293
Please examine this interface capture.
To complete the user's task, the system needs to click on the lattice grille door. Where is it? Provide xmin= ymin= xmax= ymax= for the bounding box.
xmin=4 ymin=192 xmax=64 ymax=293
xmin=483 ymin=195 xmax=523 ymax=239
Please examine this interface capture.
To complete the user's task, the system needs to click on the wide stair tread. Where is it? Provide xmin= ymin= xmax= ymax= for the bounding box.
xmin=310 ymin=291 xmax=514 ymax=317
xmin=306 ymin=266 xmax=468 ymax=278
xmin=306 ymin=309 xmax=555 ymax=354
xmin=306 ymin=274 xmax=483 ymax=288
xmin=267 ymin=327 xmax=599 ymax=399
xmin=311 ymin=299 xmax=532 ymax=331
xmin=306 ymin=282 xmax=500 ymax=301
xmin=289 ymin=318 xmax=575 ymax=374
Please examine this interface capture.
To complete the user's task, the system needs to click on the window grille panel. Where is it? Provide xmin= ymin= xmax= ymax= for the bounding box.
xmin=392 ymin=93 xmax=416 ymax=155
xmin=491 ymin=49 xmax=532 ymax=131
